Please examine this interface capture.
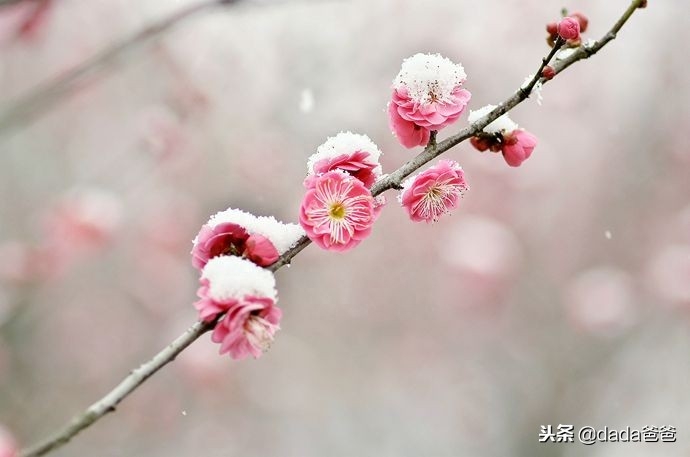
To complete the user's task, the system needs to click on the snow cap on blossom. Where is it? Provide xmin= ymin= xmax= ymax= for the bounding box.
xmin=194 ymin=255 xmax=277 ymax=322
xmin=399 ymin=160 xmax=468 ymax=223
xmin=306 ymin=131 xmax=382 ymax=188
xmin=299 ymin=170 xmax=378 ymax=252
xmin=467 ymin=104 xmax=518 ymax=134
xmin=192 ymin=208 xmax=304 ymax=269
xmin=390 ymin=53 xmax=471 ymax=133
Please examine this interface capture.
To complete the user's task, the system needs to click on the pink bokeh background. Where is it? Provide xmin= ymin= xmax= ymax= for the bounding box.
xmin=1 ymin=0 xmax=689 ymax=456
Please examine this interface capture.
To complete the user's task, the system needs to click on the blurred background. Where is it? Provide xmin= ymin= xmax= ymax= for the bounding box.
xmin=1 ymin=0 xmax=689 ymax=456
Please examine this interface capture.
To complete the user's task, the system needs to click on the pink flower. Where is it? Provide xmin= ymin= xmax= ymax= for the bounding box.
xmin=307 ymin=132 xmax=383 ymax=188
xmin=501 ymin=129 xmax=538 ymax=167
xmin=558 ymin=17 xmax=581 ymax=41
xmin=193 ymin=256 xmax=281 ymax=360
xmin=299 ymin=171 xmax=378 ymax=251
xmin=389 ymin=53 xmax=471 ymax=144
xmin=191 ymin=208 xmax=303 ymax=270
xmin=211 ymin=296 xmax=282 ymax=360
xmin=388 ymin=101 xmax=431 ymax=149
xmin=312 ymin=151 xmax=379 ymax=188
xmin=399 ymin=160 xmax=468 ymax=223
xmin=191 ymin=222 xmax=278 ymax=269
xmin=391 ymin=85 xmax=471 ymax=130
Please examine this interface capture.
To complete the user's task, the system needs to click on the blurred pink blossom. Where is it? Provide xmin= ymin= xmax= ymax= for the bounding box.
xmin=0 ymin=425 xmax=17 ymax=457
xmin=565 ymin=267 xmax=636 ymax=336
xmin=647 ymin=244 xmax=690 ymax=309
xmin=0 ymin=0 xmax=52 ymax=43
xmin=399 ymin=160 xmax=468 ymax=223
xmin=42 ymin=189 xmax=122 ymax=251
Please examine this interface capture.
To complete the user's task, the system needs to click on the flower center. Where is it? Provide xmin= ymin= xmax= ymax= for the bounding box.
xmin=244 ymin=315 xmax=276 ymax=352
xmin=328 ymin=202 xmax=347 ymax=220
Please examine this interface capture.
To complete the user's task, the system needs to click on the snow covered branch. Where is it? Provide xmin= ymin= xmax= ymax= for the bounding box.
xmin=19 ymin=1 xmax=646 ymax=456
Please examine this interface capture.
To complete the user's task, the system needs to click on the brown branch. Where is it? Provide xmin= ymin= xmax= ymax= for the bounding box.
xmin=0 ymin=0 xmax=237 ymax=135
xmin=19 ymin=1 xmax=645 ymax=456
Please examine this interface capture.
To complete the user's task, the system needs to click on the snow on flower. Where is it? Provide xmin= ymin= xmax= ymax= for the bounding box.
xmin=299 ymin=170 xmax=378 ymax=251
xmin=389 ymin=53 xmax=471 ymax=147
xmin=467 ymin=105 xmax=538 ymax=167
xmin=194 ymin=256 xmax=281 ymax=360
xmin=306 ymin=131 xmax=383 ymax=188
xmin=192 ymin=208 xmax=304 ymax=269
xmin=399 ymin=160 xmax=468 ymax=223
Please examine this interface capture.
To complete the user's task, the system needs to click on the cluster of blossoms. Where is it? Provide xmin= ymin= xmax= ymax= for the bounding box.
xmin=546 ymin=12 xmax=587 ymax=47
xmin=192 ymin=50 xmax=544 ymax=360
xmin=191 ymin=208 xmax=303 ymax=360
xmin=467 ymin=105 xmax=538 ymax=167
xmin=300 ymin=132 xmax=384 ymax=251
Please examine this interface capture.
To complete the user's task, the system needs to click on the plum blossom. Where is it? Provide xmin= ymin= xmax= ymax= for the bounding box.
xmin=306 ymin=131 xmax=382 ymax=188
xmin=192 ymin=208 xmax=304 ymax=270
xmin=467 ymin=104 xmax=538 ymax=167
xmin=299 ymin=171 xmax=378 ymax=251
xmin=399 ymin=160 xmax=468 ymax=223
xmin=388 ymin=102 xmax=431 ymax=148
xmin=389 ymin=53 xmax=471 ymax=147
xmin=194 ymin=256 xmax=281 ymax=360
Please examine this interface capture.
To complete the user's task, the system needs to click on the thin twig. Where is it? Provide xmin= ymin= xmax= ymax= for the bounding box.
xmin=19 ymin=1 xmax=645 ymax=456
xmin=0 ymin=0 xmax=237 ymax=135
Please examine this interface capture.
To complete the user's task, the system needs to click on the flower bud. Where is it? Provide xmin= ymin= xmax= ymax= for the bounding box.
xmin=570 ymin=12 xmax=589 ymax=33
xmin=541 ymin=66 xmax=556 ymax=80
xmin=638 ymin=0 xmax=647 ymax=8
xmin=557 ymin=17 xmax=581 ymax=41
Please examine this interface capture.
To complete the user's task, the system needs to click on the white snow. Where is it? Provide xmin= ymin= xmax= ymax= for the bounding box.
xmin=201 ymin=256 xmax=277 ymax=302
xmin=393 ymin=53 xmax=467 ymax=105
xmin=467 ymin=104 xmax=518 ymax=134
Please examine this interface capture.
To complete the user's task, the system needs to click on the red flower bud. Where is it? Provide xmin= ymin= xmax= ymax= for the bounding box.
xmin=557 ymin=17 xmax=581 ymax=41
xmin=541 ymin=66 xmax=556 ymax=80
xmin=570 ymin=12 xmax=589 ymax=33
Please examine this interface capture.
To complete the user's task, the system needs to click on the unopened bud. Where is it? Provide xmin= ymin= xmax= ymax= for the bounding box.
xmin=541 ymin=66 xmax=556 ymax=80
xmin=570 ymin=12 xmax=589 ymax=33
xmin=638 ymin=0 xmax=647 ymax=7
xmin=557 ymin=17 xmax=581 ymax=41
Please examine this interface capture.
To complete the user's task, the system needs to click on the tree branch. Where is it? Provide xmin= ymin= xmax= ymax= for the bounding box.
xmin=0 ymin=0 xmax=237 ymax=135
xmin=19 ymin=1 xmax=645 ymax=456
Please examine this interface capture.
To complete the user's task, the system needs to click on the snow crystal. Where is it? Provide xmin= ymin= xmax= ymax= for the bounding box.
xmin=393 ymin=53 xmax=467 ymax=105
xmin=306 ymin=131 xmax=383 ymax=175
xmin=202 ymin=256 xmax=277 ymax=302
xmin=299 ymin=88 xmax=314 ymax=113
xmin=467 ymin=104 xmax=518 ymax=134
